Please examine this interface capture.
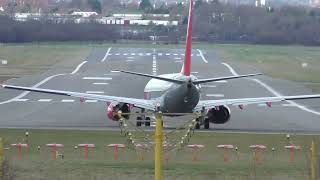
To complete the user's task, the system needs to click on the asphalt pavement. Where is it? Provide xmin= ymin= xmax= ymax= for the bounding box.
xmin=0 ymin=46 xmax=320 ymax=132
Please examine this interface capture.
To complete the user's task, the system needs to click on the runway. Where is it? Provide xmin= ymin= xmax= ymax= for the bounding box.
xmin=0 ymin=47 xmax=320 ymax=132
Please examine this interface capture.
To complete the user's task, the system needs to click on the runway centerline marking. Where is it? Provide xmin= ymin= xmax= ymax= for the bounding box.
xmin=85 ymin=91 xmax=104 ymax=94
xmin=61 ymin=99 xmax=75 ymax=103
xmin=93 ymin=82 xmax=109 ymax=85
xmin=82 ymin=77 xmax=112 ymax=80
xmin=85 ymin=100 xmax=98 ymax=103
xmin=71 ymin=61 xmax=87 ymax=74
xmin=152 ymin=49 xmax=157 ymax=75
xmin=38 ymin=99 xmax=52 ymax=102
xmin=13 ymin=99 xmax=29 ymax=102
xmin=101 ymin=47 xmax=112 ymax=62
xmin=221 ymin=62 xmax=320 ymax=116
xmin=197 ymin=49 xmax=208 ymax=63
xmin=202 ymin=85 xmax=216 ymax=88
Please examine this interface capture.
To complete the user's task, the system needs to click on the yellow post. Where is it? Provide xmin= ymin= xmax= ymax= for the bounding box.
xmin=155 ymin=112 xmax=163 ymax=180
xmin=0 ymin=138 xmax=3 ymax=179
xmin=311 ymin=141 xmax=317 ymax=180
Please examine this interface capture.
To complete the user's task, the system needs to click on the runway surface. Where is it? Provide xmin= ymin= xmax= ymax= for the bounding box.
xmin=0 ymin=47 xmax=320 ymax=132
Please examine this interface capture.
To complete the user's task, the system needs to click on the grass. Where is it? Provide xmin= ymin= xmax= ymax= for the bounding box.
xmin=0 ymin=129 xmax=318 ymax=180
xmin=212 ymin=44 xmax=320 ymax=93
xmin=1 ymin=41 xmax=320 ymax=92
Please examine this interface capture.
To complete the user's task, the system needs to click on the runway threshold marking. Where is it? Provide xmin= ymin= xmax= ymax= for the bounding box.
xmin=197 ymin=49 xmax=209 ymax=63
xmin=101 ymin=47 xmax=112 ymax=62
xmin=221 ymin=62 xmax=320 ymax=116
xmin=82 ymin=77 xmax=112 ymax=80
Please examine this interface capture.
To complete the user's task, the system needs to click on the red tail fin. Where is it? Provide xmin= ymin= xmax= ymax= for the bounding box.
xmin=182 ymin=0 xmax=193 ymax=76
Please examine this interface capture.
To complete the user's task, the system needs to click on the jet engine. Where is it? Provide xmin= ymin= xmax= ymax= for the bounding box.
xmin=206 ymin=105 xmax=231 ymax=124
xmin=107 ymin=102 xmax=130 ymax=121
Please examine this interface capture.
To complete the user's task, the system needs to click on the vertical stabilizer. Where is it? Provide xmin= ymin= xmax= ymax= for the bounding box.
xmin=181 ymin=0 xmax=193 ymax=76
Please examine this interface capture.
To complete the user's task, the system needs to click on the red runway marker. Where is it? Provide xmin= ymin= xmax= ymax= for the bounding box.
xmin=135 ymin=144 xmax=148 ymax=161
xmin=249 ymin=145 xmax=266 ymax=162
xmin=46 ymin=143 xmax=64 ymax=160
xmin=284 ymin=145 xmax=301 ymax=162
xmin=11 ymin=143 xmax=28 ymax=160
xmin=187 ymin=144 xmax=205 ymax=161
xmin=107 ymin=144 xmax=125 ymax=160
xmin=78 ymin=144 xmax=95 ymax=159
xmin=217 ymin=144 xmax=235 ymax=162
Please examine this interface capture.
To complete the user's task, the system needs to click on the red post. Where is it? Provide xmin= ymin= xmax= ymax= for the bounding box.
xmin=284 ymin=145 xmax=300 ymax=162
xmin=249 ymin=145 xmax=266 ymax=163
xmin=217 ymin=145 xmax=234 ymax=163
xmin=107 ymin=144 xmax=125 ymax=161
xmin=11 ymin=143 xmax=28 ymax=160
xmin=78 ymin=144 xmax=95 ymax=160
xmin=46 ymin=144 xmax=64 ymax=160
xmin=187 ymin=144 xmax=204 ymax=161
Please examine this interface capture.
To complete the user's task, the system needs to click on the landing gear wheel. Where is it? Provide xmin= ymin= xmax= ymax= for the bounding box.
xmin=204 ymin=118 xmax=210 ymax=129
xmin=195 ymin=118 xmax=200 ymax=129
xmin=136 ymin=116 xmax=142 ymax=127
xmin=145 ymin=117 xmax=151 ymax=127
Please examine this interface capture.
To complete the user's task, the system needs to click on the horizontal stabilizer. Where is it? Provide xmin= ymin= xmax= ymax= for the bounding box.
xmin=193 ymin=73 xmax=262 ymax=84
xmin=115 ymin=70 xmax=185 ymax=84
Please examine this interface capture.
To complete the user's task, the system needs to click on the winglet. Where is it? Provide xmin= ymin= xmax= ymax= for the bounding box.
xmin=181 ymin=0 xmax=193 ymax=76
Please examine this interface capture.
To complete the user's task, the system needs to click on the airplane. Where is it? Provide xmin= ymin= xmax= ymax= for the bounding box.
xmin=2 ymin=0 xmax=320 ymax=129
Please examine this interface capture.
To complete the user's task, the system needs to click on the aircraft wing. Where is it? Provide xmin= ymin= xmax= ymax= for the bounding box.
xmin=194 ymin=94 xmax=320 ymax=111
xmin=1 ymin=84 xmax=157 ymax=111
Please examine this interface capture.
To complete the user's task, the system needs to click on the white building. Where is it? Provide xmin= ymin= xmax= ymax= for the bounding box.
xmin=71 ymin=11 xmax=98 ymax=18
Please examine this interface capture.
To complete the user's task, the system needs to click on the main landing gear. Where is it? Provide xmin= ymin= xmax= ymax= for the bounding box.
xmin=136 ymin=110 xmax=151 ymax=127
xmin=195 ymin=116 xmax=210 ymax=130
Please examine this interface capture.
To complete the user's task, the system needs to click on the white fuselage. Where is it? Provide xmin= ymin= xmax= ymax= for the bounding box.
xmin=144 ymin=73 xmax=200 ymax=100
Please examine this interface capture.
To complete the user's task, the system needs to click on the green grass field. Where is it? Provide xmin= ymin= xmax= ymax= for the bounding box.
xmin=0 ymin=129 xmax=318 ymax=180
xmin=1 ymin=42 xmax=320 ymax=92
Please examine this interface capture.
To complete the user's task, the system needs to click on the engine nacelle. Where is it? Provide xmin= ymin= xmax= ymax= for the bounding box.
xmin=206 ymin=105 xmax=231 ymax=124
xmin=107 ymin=102 xmax=130 ymax=121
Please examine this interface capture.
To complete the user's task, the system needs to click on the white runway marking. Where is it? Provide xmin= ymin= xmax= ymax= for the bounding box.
xmin=93 ymin=82 xmax=109 ymax=85
xmin=131 ymin=53 xmax=135 ymax=56
xmin=221 ymin=62 xmax=320 ymax=116
xmin=83 ymin=77 xmax=112 ymax=80
xmin=138 ymin=53 xmax=143 ymax=56
xmin=38 ymin=99 xmax=52 ymax=102
xmin=206 ymin=94 xmax=225 ymax=97
xmin=115 ymin=53 xmax=120 ymax=56
xmin=146 ymin=53 xmax=151 ymax=56
xmin=71 ymin=61 xmax=87 ymax=74
xmin=13 ymin=99 xmax=29 ymax=102
xmin=174 ymin=57 xmax=181 ymax=60
xmin=191 ymin=72 xmax=198 ymax=74
xmin=110 ymin=70 xmax=120 ymax=73
xmin=173 ymin=53 xmax=178 ymax=56
xmin=215 ymin=80 xmax=228 ymax=83
xmin=180 ymin=53 xmax=184 ymax=56
xmin=202 ymin=85 xmax=216 ymax=88
xmin=85 ymin=91 xmax=104 ymax=94
xmin=0 ymin=60 xmax=88 ymax=105
xmin=197 ymin=49 xmax=208 ymax=63
xmin=158 ymin=53 xmax=163 ymax=56
xmin=101 ymin=47 xmax=112 ymax=62
xmin=282 ymin=104 xmax=296 ymax=107
xmin=61 ymin=99 xmax=75 ymax=103
xmin=0 ymin=73 xmax=65 ymax=105
xmin=175 ymin=60 xmax=183 ymax=63
xmin=166 ymin=53 xmax=170 ymax=56
xmin=85 ymin=100 xmax=98 ymax=103
xmin=152 ymin=49 xmax=157 ymax=75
